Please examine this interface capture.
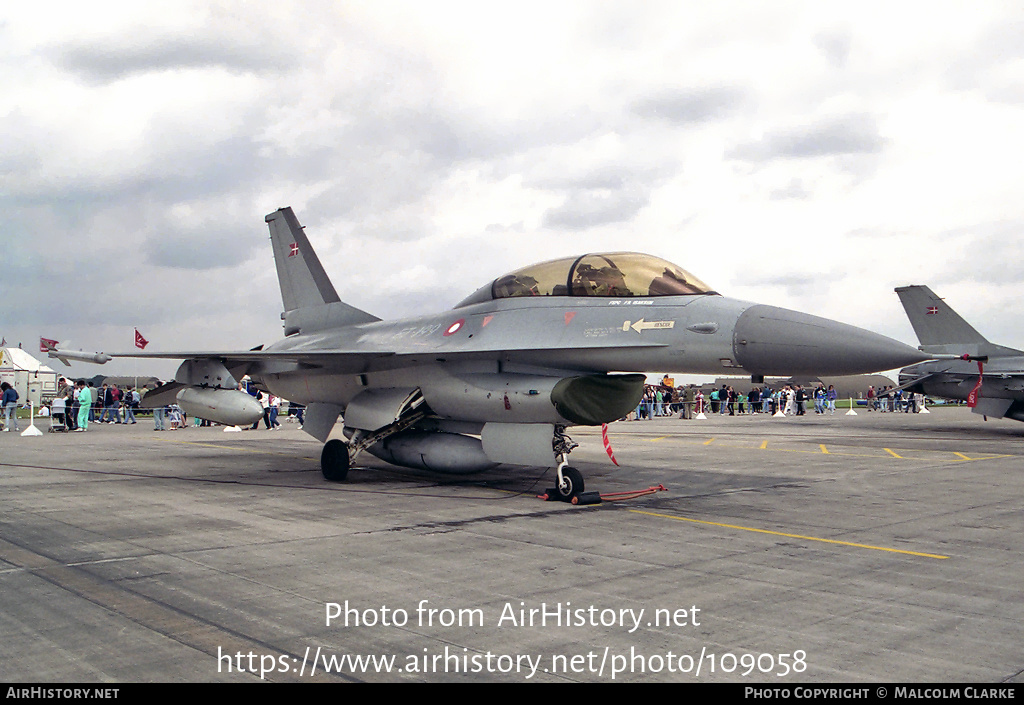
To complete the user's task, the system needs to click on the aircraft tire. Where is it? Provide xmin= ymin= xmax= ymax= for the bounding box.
xmin=321 ymin=439 xmax=350 ymax=481
xmin=556 ymin=466 xmax=584 ymax=502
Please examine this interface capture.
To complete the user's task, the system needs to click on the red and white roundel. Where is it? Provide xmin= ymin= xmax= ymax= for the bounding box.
xmin=443 ymin=318 xmax=465 ymax=336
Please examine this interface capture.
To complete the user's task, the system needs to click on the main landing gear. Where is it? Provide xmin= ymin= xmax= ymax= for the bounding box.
xmin=320 ymin=422 xmax=595 ymax=505
xmin=321 ymin=439 xmax=350 ymax=481
xmin=319 ymin=395 xmax=428 ymax=482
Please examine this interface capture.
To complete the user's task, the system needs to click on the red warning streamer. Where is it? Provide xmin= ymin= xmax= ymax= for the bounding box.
xmin=601 ymin=423 xmax=619 ymax=466
xmin=966 ymin=360 xmax=984 ymax=408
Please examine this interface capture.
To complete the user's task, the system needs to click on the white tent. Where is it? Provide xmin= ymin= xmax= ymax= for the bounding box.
xmin=0 ymin=348 xmax=60 ymax=407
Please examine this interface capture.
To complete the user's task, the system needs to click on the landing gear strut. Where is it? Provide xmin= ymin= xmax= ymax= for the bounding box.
xmin=551 ymin=425 xmax=585 ymax=502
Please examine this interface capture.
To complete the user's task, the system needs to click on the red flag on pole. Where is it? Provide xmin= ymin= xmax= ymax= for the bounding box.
xmin=135 ymin=328 xmax=149 ymax=350
xmin=40 ymin=337 xmax=59 ymax=352
xmin=966 ymin=361 xmax=984 ymax=408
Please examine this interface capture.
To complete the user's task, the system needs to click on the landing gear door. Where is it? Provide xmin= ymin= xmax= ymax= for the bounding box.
xmin=481 ymin=423 xmax=555 ymax=467
xmin=345 ymin=388 xmax=423 ymax=432
xmin=303 ymin=403 xmax=345 ymax=442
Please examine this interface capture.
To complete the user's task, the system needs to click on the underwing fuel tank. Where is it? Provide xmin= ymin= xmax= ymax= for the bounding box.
xmin=366 ymin=431 xmax=499 ymax=474
xmin=175 ymin=387 xmax=264 ymax=426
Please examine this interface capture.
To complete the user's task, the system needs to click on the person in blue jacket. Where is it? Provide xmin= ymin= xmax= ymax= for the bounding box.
xmin=1 ymin=382 xmax=19 ymax=432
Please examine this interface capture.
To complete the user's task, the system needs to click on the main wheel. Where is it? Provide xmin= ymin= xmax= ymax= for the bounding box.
xmin=321 ymin=439 xmax=350 ymax=481
xmin=556 ymin=466 xmax=584 ymax=502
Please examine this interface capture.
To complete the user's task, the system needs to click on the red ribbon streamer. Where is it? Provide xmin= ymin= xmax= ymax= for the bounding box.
xmin=601 ymin=423 xmax=619 ymax=466
xmin=967 ymin=360 xmax=984 ymax=408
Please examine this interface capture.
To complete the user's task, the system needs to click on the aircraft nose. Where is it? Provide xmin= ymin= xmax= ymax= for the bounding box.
xmin=732 ymin=304 xmax=929 ymax=376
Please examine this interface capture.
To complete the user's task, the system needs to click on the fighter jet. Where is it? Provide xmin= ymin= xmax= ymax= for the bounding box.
xmin=896 ymin=285 xmax=1024 ymax=421
xmin=49 ymin=208 xmax=928 ymax=501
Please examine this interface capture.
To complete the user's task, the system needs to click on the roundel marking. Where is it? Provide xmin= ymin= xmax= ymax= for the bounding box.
xmin=443 ymin=318 xmax=465 ymax=336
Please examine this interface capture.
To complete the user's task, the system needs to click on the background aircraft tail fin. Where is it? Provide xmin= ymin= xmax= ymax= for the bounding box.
xmin=266 ymin=208 xmax=380 ymax=333
xmin=894 ymin=285 xmax=1023 ymax=358
xmin=895 ymin=285 xmax=988 ymax=348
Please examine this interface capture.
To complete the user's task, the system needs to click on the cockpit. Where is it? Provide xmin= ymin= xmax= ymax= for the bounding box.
xmin=456 ymin=252 xmax=717 ymax=308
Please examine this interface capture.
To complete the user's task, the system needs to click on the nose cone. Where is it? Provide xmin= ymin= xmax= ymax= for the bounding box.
xmin=733 ymin=304 xmax=929 ymax=376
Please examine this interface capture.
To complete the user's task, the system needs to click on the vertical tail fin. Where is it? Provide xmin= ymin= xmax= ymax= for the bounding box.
xmin=894 ymin=285 xmax=1022 ymax=358
xmin=265 ymin=208 xmax=380 ymax=334
xmin=266 ymin=207 xmax=342 ymax=310
xmin=894 ymin=285 xmax=988 ymax=348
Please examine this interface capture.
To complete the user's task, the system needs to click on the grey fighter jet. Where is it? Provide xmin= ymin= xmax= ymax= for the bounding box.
xmin=51 ymin=208 xmax=928 ymax=501
xmin=896 ymin=285 xmax=1024 ymax=421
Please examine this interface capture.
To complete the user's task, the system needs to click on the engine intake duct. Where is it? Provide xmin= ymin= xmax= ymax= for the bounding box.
xmin=550 ymin=373 xmax=646 ymax=425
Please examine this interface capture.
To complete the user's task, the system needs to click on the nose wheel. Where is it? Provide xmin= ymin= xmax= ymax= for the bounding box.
xmin=555 ymin=465 xmax=584 ymax=502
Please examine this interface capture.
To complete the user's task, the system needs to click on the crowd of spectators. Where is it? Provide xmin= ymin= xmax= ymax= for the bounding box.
xmin=629 ymin=378 xmax=927 ymax=420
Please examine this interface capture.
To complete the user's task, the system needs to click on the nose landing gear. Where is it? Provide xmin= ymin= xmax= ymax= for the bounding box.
xmin=555 ymin=464 xmax=584 ymax=501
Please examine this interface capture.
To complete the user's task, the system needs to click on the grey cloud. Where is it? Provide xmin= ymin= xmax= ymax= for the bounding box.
xmin=142 ymin=222 xmax=262 ymax=270
xmin=529 ymin=160 xmax=670 ymax=232
xmin=525 ymin=162 xmax=669 ymax=192
xmin=944 ymin=21 xmax=1024 ymax=104
xmin=813 ymin=28 xmax=852 ymax=69
xmin=2 ymin=113 xmax=268 ymax=207
xmin=542 ymin=188 xmax=649 ymax=230
xmin=769 ymin=178 xmax=811 ymax=200
xmin=743 ymin=273 xmax=832 ymax=298
xmin=730 ymin=114 xmax=886 ymax=162
xmin=633 ymin=86 xmax=748 ymax=124
xmin=931 ymin=221 xmax=1024 ymax=286
xmin=51 ymin=35 xmax=294 ymax=83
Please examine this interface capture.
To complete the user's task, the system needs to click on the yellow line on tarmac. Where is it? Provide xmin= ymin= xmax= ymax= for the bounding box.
xmin=884 ymin=448 xmax=903 ymax=459
xmin=953 ymin=452 xmax=971 ymax=461
xmin=630 ymin=510 xmax=949 ymax=559
xmin=760 ymin=440 xmax=768 ymax=450
xmin=647 ymin=436 xmax=668 ymax=442
xmin=819 ymin=444 xmax=829 ymax=454
xmin=703 ymin=437 xmax=715 ymax=445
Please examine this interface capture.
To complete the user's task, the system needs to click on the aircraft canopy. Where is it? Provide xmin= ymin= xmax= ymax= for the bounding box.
xmin=456 ymin=252 xmax=715 ymax=307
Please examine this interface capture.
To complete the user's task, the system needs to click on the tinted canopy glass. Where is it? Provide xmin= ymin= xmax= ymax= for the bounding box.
xmin=457 ymin=253 xmax=715 ymax=307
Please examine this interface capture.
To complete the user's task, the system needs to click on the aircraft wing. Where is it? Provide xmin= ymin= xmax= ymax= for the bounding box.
xmin=87 ymin=350 xmax=397 ymax=362
xmin=52 ymin=342 xmax=667 ymax=369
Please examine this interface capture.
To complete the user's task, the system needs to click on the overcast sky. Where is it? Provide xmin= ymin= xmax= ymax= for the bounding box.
xmin=3 ymin=2 xmax=1024 ymax=379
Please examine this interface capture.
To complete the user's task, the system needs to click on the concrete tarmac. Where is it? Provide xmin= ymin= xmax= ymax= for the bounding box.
xmin=1 ymin=408 xmax=1021 ymax=683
